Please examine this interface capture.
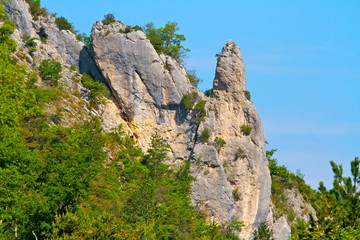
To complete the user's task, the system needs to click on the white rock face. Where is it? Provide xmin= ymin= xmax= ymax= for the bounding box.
xmin=91 ymin=21 xmax=197 ymax=153
xmin=92 ymin=24 xmax=272 ymax=237
xmin=192 ymin=41 xmax=271 ymax=239
xmin=273 ymin=217 xmax=291 ymax=240
xmin=5 ymin=1 xmax=285 ymax=239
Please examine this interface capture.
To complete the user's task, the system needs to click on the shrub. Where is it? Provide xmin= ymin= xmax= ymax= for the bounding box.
xmin=132 ymin=25 xmax=143 ymax=31
xmin=240 ymin=124 xmax=252 ymax=136
xmin=181 ymin=92 xmax=198 ymax=110
xmin=83 ymin=34 xmax=92 ymax=48
xmin=81 ymin=73 xmax=108 ymax=102
xmin=25 ymin=0 xmax=47 ymax=20
xmin=22 ymin=33 xmax=38 ymax=47
xmin=232 ymin=188 xmax=241 ymax=201
xmin=204 ymin=89 xmax=212 ymax=97
xmin=204 ymin=170 xmax=210 ymax=175
xmin=39 ymin=59 xmax=62 ymax=85
xmin=103 ymin=13 xmax=116 ymax=25
xmin=193 ymin=100 xmax=207 ymax=124
xmin=214 ymin=137 xmax=225 ymax=151
xmin=244 ymin=90 xmax=251 ymax=101
xmin=199 ymin=128 xmax=210 ymax=143
xmin=55 ymin=16 xmax=74 ymax=31
xmin=253 ymin=223 xmax=274 ymax=240
xmin=215 ymin=53 xmax=222 ymax=62
xmin=186 ymin=70 xmax=201 ymax=87
xmin=144 ymin=21 xmax=189 ymax=63
xmin=235 ymin=148 xmax=247 ymax=159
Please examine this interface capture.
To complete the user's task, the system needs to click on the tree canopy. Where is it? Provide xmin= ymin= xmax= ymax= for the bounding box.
xmin=144 ymin=21 xmax=189 ymax=63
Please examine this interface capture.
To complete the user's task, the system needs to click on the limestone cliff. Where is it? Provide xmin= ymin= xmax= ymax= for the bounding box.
xmin=4 ymin=0 xmax=295 ymax=238
xmin=191 ymin=40 xmax=271 ymax=239
xmin=90 ymin=20 xmax=273 ymax=237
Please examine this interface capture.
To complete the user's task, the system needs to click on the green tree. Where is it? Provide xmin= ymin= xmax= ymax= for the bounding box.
xmin=39 ymin=59 xmax=62 ymax=85
xmin=144 ymin=21 xmax=189 ymax=63
xmin=81 ymin=73 xmax=108 ymax=104
xmin=103 ymin=13 xmax=116 ymax=25
xmin=55 ymin=16 xmax=74 ymax=31
xmin=292 ymin=157 xmax=360 ymax=239
xmin=253 ymin=223 xmax=274 ymax=240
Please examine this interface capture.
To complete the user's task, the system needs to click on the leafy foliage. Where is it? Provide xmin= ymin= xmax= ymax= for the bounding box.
xmin=199 ymin=128 xmax=210 ymax=143
xmin=144 ymin=21 xmax=189 ymax=63
xmin=193 ymin=100 xmax=207 ymax=124
xmin=0 ymin=8 xmax=239 ymax=238
xmin=25 ymin=0 xmax=47 ymax=20
xmin=214 ymin=136 xmax=226 ymax=151
xmin=204 ymin=89 xmax=213 ymax=97
xmin=240 ymin=124 xmax=252 ymax=136
xmin=39 ymin=59 xmax=62 ymax=85
xmin=81 ymin=73 xmax=108 ymax=104
xmin=235 ymin=148 xmax=247 ymax=159
xmin=103 ymin=13 xmax=116 ymax=25
xmin=244 ymin=90 xmax=251 ymax=101
xmin=292 ymin=157 xmax=360 ymax=239
xmin=267 ymin=149 xmax=314 ymax=222
xmin=181 ymin=91 xmax=198 ymax=110
xmin=253 ymin=223 xmax=274 ymax=240
xmin=55 ymin=16 xmax=74 ymax=31
xmin=187 ymin=69 xmax=202 ymax=87
xmin=232 ymin=188 xmax=241 ymax=201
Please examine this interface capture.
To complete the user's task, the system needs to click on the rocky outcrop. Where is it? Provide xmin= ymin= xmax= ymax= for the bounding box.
xmin=273 ymin=217 xmax=291 ymax=240
xmin=91 ymin=22 xmax=272 ymax=237
xmin=91 ymin=21 xmax=197 ymax=153
xmin=191 ymin=41 xmax=271 ymax=239
xmin=4 ymin=1 xmax=287 ymax=239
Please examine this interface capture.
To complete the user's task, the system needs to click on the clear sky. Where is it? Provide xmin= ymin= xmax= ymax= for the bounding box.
xmin=41 ymin=0 xmax=360 ymax=188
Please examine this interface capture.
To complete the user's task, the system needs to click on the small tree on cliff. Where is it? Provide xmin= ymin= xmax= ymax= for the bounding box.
xmin=144 ymin=21 xmax=189 ymax=63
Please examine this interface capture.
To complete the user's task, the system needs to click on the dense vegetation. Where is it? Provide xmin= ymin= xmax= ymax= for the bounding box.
xmin=2 ymin=1 xmax=359 ymax=239
xmin=267 ymin=148 xmax=360 ymax=239
xmin=0 ymin=3 xmax=241 ymax=239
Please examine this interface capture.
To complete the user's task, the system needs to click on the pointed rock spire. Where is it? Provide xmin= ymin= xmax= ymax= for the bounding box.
xmin=213 ymin=40 xmax=246 ymax=93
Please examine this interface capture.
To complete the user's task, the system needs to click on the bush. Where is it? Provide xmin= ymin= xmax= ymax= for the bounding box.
xmin=199 ymin=128 xmax=210 ymax=143
xmin=240 ymin=124 xmax=252 ymax=136
xmin=244 ymin=90 xmax=251 ymax=101
xmin=204 ymin=89 xmax=212 ymax=97
xmin=193 ymin=100 xmax=207 ymax=124
xmin=235 ymin=148 xmax=247 ymax=159
xmin=232 ymin=188 xmax=241 ymax=201
xmin=181 ymin=92 xmax=198 ymax=110
xmin=55 ymin=16 xmax=74 ymax=31
xmin=25 ymin=0 xmax=47 ymax=20
xmin=132 ymin=25 xmax=143 ymax=31
xmin=253 ymin=223 xmax=274 ymax=240
xmin=103 ymin=13 xmax=116 ymax=25
xmin=214 ymin=137 xmax=225 ymax=151
xmin=22 ymin=33 xmax=38 ymax=47
xmin=144 ymin=21 xmax=189 ymax=63
xmin=186 ymin=70 xmax=201 ymax=87
xmin=81 ymin=73 xmax=108 ymax=103
xmin=39 ymin=59 xmax=62 ymax=85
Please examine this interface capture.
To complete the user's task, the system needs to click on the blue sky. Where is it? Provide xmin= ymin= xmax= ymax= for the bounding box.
xmin=41 ymin=0 xmax=360 ymax=188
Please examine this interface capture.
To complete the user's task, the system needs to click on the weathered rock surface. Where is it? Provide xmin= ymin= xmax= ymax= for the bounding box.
xmin=191 ymin=41 xmax=271 ymax=239
xmin=91 ymin=21 xmax=197 ymax=155
xmin=273 ymin=217 xmax=291 ymax=240
xmin=92 ymin=23 xmax=272 ymax=237
xmin=5 ymin=1 xmax=310 ymax=239
xmin=284 ymin=188 xmax=317 ymax=223
xmin=4 ymin=0 xmax=122 ymax=131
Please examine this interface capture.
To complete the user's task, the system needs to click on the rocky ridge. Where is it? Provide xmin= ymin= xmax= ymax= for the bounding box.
xmin=2 ymin=0 xmax=308 ymax=238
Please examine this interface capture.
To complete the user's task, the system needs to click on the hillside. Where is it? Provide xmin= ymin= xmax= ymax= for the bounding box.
xmin=1 ymin=0 xmax=359 ymax=239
